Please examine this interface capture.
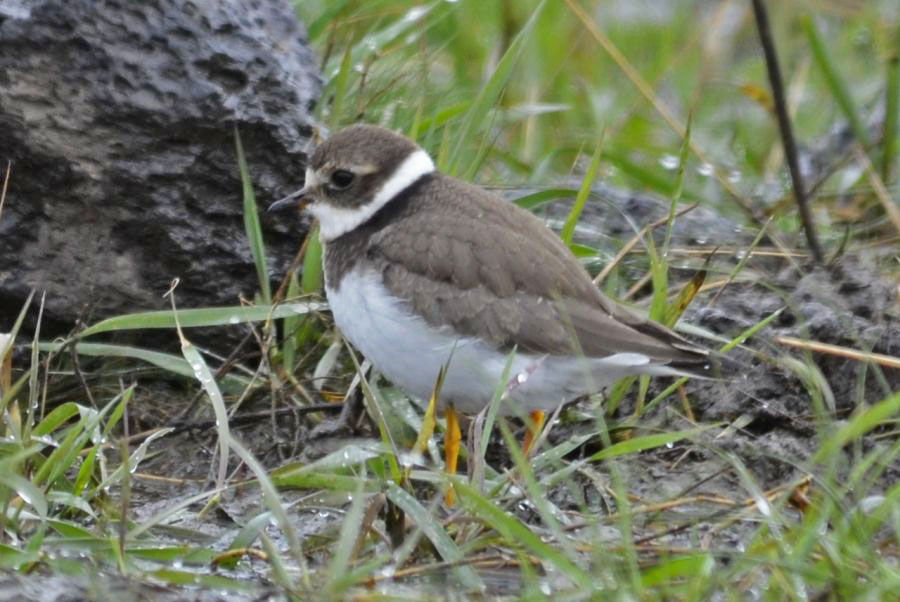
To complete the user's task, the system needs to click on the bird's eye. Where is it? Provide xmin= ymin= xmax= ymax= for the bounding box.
xmin=330 ymin=169 xmax=355 ymax=189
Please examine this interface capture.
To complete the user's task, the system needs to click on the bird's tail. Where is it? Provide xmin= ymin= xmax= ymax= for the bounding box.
xmin=665 ymin=346 xmax=744 ymax=380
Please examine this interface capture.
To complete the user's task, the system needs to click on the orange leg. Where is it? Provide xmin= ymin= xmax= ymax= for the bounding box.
xmin=444 ymin=406 xmax=461 ymax=506
xmin=522 ymin=410 xmax=546 ymax=458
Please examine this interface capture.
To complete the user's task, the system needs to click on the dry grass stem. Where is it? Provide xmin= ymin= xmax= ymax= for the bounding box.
xmin=776 ymin=336 xmax=900 ymax=369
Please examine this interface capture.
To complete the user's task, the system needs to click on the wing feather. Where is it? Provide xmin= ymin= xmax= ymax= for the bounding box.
xmin=366 ymin=174 xmax=711 ymax=369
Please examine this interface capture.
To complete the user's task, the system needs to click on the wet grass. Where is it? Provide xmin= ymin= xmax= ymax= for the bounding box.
xmin=1 ymin=0 xmax=899 ymax=599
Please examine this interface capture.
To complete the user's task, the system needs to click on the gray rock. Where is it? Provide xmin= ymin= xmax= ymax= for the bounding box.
xmin=0 ymin=0 xmax=320 ymax=336
xmin=683 ymin=255 xmax=900 ymax=418
xmin=503 ymin=182 xmax=753 ymax=261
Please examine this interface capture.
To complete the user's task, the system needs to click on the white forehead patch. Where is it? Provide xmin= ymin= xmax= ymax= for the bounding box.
xmin=304 ymin=166 xmax=319 ymax=188
xmin=309 ymin=149 xmax=435 ymax=241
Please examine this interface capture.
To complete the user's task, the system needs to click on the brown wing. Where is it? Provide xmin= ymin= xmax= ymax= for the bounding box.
xmin=367 ymin=174 xmax=711 ymax=368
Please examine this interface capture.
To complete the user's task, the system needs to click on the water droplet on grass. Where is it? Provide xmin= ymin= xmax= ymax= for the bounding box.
xmin=403 ymin=6 xmax=428 ymax=22
xmin=659 ymin=154 xmax=679 ymax=170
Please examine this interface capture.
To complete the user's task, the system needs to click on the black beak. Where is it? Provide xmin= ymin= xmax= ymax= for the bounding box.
xmin=268 ymin=186 xmax=309 ymax=213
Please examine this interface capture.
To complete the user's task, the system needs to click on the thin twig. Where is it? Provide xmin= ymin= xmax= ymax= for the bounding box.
xmin=855 ymin=144 xmax=900 ymax=236
xmin=776 ymin=336 xmax=900 ymax=369
xmin=69 ymin=341 xmax=97 ymax=409
xmin=751 ymin=0 xmax=823 ymax=263
xmin=0 ymin=160 xmax=10 ymax=224
xmin=622 ymin=271 xmax=652 ymax=301
xmin=117 ymin=380 xmax=131 ymax=562
xmin=707 ymin=216 xmax=774 ymax=307
xmin=660 ymin=246 xmax=806 ymax=258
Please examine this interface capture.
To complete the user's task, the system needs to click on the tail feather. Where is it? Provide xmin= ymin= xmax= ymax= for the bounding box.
xmin=666 ymin=348 xmax=743 ymax=380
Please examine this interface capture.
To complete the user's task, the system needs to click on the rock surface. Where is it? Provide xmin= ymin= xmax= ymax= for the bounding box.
xmin=683 ymin=254 xmax=900 ymax=419
xmin=0 ymin=0 xmax=321 ymax=334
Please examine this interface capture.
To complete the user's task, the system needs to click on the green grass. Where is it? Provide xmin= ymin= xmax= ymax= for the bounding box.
xmin=1 ymin=0 xmax=898 ymax=599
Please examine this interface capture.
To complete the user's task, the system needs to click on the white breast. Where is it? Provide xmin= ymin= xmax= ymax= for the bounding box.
xmin=325 ymin=268 xmax=668 ymax=416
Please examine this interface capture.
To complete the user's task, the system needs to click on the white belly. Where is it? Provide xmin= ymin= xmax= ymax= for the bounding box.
xmin=326 ymin=268 xmax=658 ymax=416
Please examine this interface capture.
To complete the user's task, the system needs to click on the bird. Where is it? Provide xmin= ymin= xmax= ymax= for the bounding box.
xmin=269 ymin=124 xmax=732 ymax=500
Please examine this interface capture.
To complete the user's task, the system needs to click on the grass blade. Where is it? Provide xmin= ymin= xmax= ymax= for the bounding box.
xmin=560 ymin=134 xmax=604 ymax=247
xmin=543 ymin=425 xmax=715 ymax=488
xmin=77 ymin=302 xmax=324 ymax=337
xmin=642 ymin=308 xmax=783 ymax=415
xmin=346 ymin=351 xmax=403 ymax=484
xmin=385 ymin=483 xmax=484 ymax=591
xmin=281 ymin=272 xmax=302 ymax=369
xmin=235 ymin=128 xmax=271 ymax=303
xmin=230 ymin=435 xmax=308 ymax=588
xmin=662 ymin=113 xmax=692 ymax=257
xmin=452 ymin=479 xmax=593 ymax=590
xmin=292 ymin=224 xmax=324 ymax=351
xmin=663 ymin=261 xmax=708 ymax=328
xmin=708 ymin=217 xmax=773 ymax=307
xmin=38 ymin=342 xmax=250 ymax=389
xmin=883 ymin=52 xmax=899 ymax=182
xmin=803 ymin=16 xmax=870 ymax=148
xmin=588 ymin=426 xmax=715 ymax=462
xmin=300 ymin=224 xmax=323 ymax=293
xmin=181 ymin=340 xmax=230 ymax=490
xmin=273 ymin=470 xmax=379 ymax=492
xmin=325 ymin=477 xmax=368 ymax=596
xmin=0 ymin=444 xmax=49 ymax=520
xmin=447 ymin=0 xmax=547 ymax=176
xmin=512 ymin=187 xmax=577 ymax=210
xmin=305 ymin=0 xmax=353 ymax=41
xmin=329 ymin=42 xmax=353 ymax=127
xmin=813 ymin=389 xmax=900 ymax=463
